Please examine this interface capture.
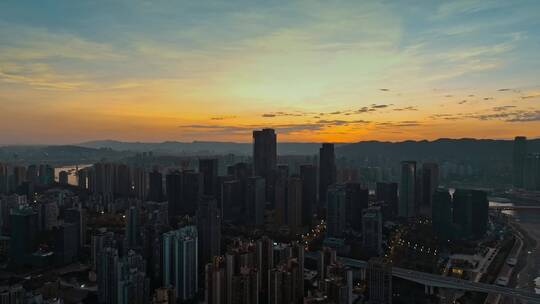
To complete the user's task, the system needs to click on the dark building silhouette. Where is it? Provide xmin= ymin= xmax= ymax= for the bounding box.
xmin=287 ymin=176 xmax=303 ymax=234
xmin=182 ymin=171 xmax=202 ymax=215
xmin=319 ymin=143 xmax=336 ymax=210
xmin=300 ymin=164 xmax=317 ymax=227
xmin=197 ymin=196 xmax=221 ymax=265
xmin=246 ymin=176 xmax=265 ymax=226
xmin=253 ymin=129 xmax=277 ymax=204
xmin=165 ymin=170 xmax=182 ymax=217
xmin=59 ymin=170 xmax=69 ymax=185
xmin=274 ymin=165 xmax=289 ymax=227
xmin=10 ymin=208 xmax=38 ymax=267
xmin=199 ymin=158 xmax=218 ymax=196
xmin=421 ymin=162 xmax=439 ymax=217
xmin=399 ymin=161 xmax=416 ymax=218
xmin=513 ymin=136 xmax=527 ymax=188
xmin=148 ymin=169 xmax=164 ymax=202
xmin=222 ymin=180 xmax=243 ymax=223
xmin=368 ymin=258 xmax=392 ymax=304
xmin=345 ymin=182 xmax=369 ymax=231
xmin=362 ymin=207 xmax=383 ymax=256
xmin=115 ymin=164 xmax=131 ymax=197
xmin=453 ymin=189 xmax=488 ymax=239
xmin=376 ymin=182 xmax=398 ymax=217
xmin=327 ymin=185 xmax=346 ymax=238
xmin=432 ymin=189 xmax=453 ymax=240
xmin=524 ymin=153 xmax=540 ymax=191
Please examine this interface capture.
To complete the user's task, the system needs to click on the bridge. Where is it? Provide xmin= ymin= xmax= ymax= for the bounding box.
xmin=306 ymin=252 xmax=540 ymax=303
xmin=489 ymin=205 xmax=540 ymax=211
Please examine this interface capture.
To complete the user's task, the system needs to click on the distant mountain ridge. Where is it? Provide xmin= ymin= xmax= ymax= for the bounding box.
xmin=77 ymin=138 xmax=540 ymax=160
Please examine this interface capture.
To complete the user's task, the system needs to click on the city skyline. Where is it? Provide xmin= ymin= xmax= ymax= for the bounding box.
xmin=1 ymin=1 xmax=540 ymax=144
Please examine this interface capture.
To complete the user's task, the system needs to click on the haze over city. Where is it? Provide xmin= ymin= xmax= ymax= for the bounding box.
xmin=1 ymin=1 xmax=540 ymax=144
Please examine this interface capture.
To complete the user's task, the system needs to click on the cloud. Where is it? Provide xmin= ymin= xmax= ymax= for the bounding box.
xmin=458 ymin=100 xmax=468 ymax=104
xmin=393 ymin=106 xmax=418 ymax=111
xmin=497 ymin=88 xmax=511 ymax=91
xmin=379 ymin=88 xmax=390 ymax=91
xmin=492 ymin=106 xmax=516 ymax=111
xmin=522 ymin=94 xmax=540 ymax=100
xmin=210 ymin=115 xmax=236 ymax=120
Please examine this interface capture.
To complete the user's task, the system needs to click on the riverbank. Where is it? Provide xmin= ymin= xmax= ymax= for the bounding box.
xmin=513 ymin=220 xmax=540 ymax=294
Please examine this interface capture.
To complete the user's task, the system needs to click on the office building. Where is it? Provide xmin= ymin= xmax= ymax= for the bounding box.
xmin=246 ymin=176 xmax=265 ymax=226
xmin=319 ymin=143 xmax=336 ymax=209
xmin=162 ymin=226 xmax=198 ymax=301
xmin=200 ymin=158 xmax=219 ymax=196
xmin=327 ymin=185 xmax=346 ymax=238
xmin=421 ymin=163 xmax=439 ymax=217
xmin=197 ymin=196 xmax=221 ymax=265
xmin=513 ymin=136 xmax=527 ymax=188
xmin=287 ymin=176 xmax=303 ymax=234
xmin=399 ymin=161 xmax=416 ymax=218
xmin=165 ymin=170 xmax=182 ymax=217
xmin=253 ymin=129 xmax=277 ymax=204
xmin=368 ymin=258 xmax=392 ymax=304
xmin=10 ymin=208 xmax=38 ymax=266
xmin=376 ymin=182 xmax=398 ymax=217
xmin=453 ymin=189 xmax=488 ymax=239
xmin=345 ymin=182 xmax=369 ymax=231
xmin=300 ymin=164 xmax=317 ymax=227
xmin=149 ymin=169 xmax=164 ymax=202
xmin=431 ymin=189 xmax=453 ymax=240
xmin=222 ymin=180 xmax=243 ymax=223
xmin=362 ymin=207 xmax=383 ymax=256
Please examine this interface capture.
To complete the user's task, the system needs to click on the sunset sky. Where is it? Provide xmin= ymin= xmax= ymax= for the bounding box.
xmin=0 ymin=0 xmax=539 ymax=144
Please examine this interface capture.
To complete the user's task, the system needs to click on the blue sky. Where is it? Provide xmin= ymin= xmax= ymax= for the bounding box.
xmin=0 ymin=0 xmax=539 ymax=143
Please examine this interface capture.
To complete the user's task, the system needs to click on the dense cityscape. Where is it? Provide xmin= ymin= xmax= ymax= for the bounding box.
xmin=0 ymin=131 xmax=538 ymax=303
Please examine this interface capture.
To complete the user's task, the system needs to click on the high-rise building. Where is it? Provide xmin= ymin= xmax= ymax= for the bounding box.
xmin=182 ymin=171 xmax=203 ymax=215
xmin=376 ymin=182 xmax=398 ymax=217
xmin=399 ymin=161 xmax=416 ymax=218
xmin=197 ymin=196 xmax=221 ymax=265
xmin=26 ymin=164 xmax=38 ymax=184
xmin=91 ymin=229 xmax=116 ymax=270
xmin=368 ymin=258 xmax=392 ymax=304
xmin=287 ymin=176 xmax=303 ymax=234
xmin=53 ymin=222 xmax=79 ymax=265
xmin=0 ymin=163 xmax=9 ymax=194
xmin=125 ymin=206 xmax=140 ymax=249
xmin=77 ymin=168 xmax=88 ymax=190
xmin=267 ymin=242 xmax=305 ymax=304
xmin=274 ymin=165 xmax=289 ymax=227
xmin=64 ymin=207 xmax=86 ymax=248
xmin=421 ymin=163 xmax=439 ymax=217
xmin=326 ymin=185 xmax=346 ymax=238
xmin=205 ymin=257 xmax=226 ymax=304
xmin=345 ymin=182 xmax=369 ymax=231
xmin=513 ymin=136 xmax=527 ymax=188
xmin=132 ymin=167 xmax=148 ymax=201
xmin=253 ymin=129 xmax=277 ymax=204
xmin=362 ymin=207 xmax=383 ymax=256
xmin=319 ymin=143 xmax=336 ymax=209
xmin=524 ymin=153 xmax=540 ymax=191
xmin=162 ymin=226 xmax=198 ymax=301
xmin=224 ymin=240 xmax=260 ymax=304
xmin=222 ymin=180 xmax=243 ymax=223
xmin=149 ymin=169 xmax=164 ymax=202
xmin=165 ymin=170 xmax=182 ymax=217
xmin=453 ymin=189 xmax=488 ymax=239
xmin=10 ymin=208 xmax=38 ymax=266
xmin=58 ymin=170 xmax=69 ymax=185
xmin=97 ymin=247 xmax=120 ymax=304
xmin=200 ymin=158 xmax=219 ymax=196
xmin=431 ymin=189 xmax=453 ymax=240
xmin=300 ymin=164 xmax=317 ymax=227
xmin=13 ymin=166 xmax=26 ymax=189
xmin=115 ymin=164 xmax=132 ymax=197
xmin=246 ymin=176 xmax=265 ymax=226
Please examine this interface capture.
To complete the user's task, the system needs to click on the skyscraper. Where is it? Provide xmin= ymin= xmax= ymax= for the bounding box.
xmin=524 ymin=153 xmax=540 ymax=191
xmin=132 ymin=167 xmax=148 ymax=201
xmin=200 ymin=158 xmax=219 ymax=196
xmin=182 ymin=170 xmax=202 ymax=215
xmin=253 ymin=129 xmax=277 ymax=204
xmin=246 ymin=176 xmax=266 ymax=226
xmin=165 ymin=170 xmax=182 ymax=217
xmin=345 ymin=182 xmax=369 ymax=231
xmin=300 ymin=164 xmax=317 ymax=227
xmin=287 ymin=176 xmax=303 ymax=234
xmin=421 ymin=163 xmax=439 ymax=217
xmin=326 ymin=185 xmax=346 ymax=238
xmin=399 ymin=161 xmax=416 ymax=218
xmin=319 ymin=143 xmax=337 ymax=210
xmin=513 ymin=136 xmax=527 ymax=188
xmin=453 ymin=189 xmax=488 ymax=239
xmin=376 ymin=182 xmax=398 ymax=218
xmin=221 ymin=180 xmax=243 ymax=223
xmin=125 ymin=206 xmax=140 ymax=249
xmin=148 ymin=169 xmax=164 ymax=202
xmin=274 ymin=165 xmax=289 ymax=227
xmin=362 ymin=207 xmax=383 ymax=256
xmin=162 ymin=226 xmax=198 ymax=301
xmin=368 ymin=258 xmax=392 ymax=304
xmin=10 ymin=208 xmax=38 ymax=266
xmin=432 ymin=189 xmax=453 ymax=240
xmin=197 ymin=196 xmax=221 ymax=265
